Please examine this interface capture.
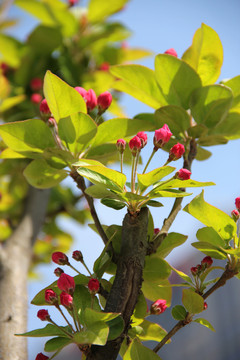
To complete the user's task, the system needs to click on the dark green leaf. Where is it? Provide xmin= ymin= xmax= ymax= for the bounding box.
xmin=172 ymin=305 xmax=187 ymax=320
xmin=16 ymin=324 xmax=72 ymax=338
xmin=44 ymin=337 xmax=72 ymax=352
xmin=101 ymin=198 xmax=126 ymax=210
xmin=154 ymin=105 xmax=191 ymax=135
xmin=156 ymin=232 xmax=188 ymax=258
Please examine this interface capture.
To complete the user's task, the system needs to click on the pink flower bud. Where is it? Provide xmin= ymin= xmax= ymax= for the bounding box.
xmin=99 ymin=62 xmax=110 ymax=71
xmin=75 ymin=86 xmax=88 ymax=98
xmin=54 ymin=267 xmax=64 ymax=277
xmin=201 ymin=256 xmax=213 ymax=268
xmin=191 ymin=266 xmax=198 ymax=276
xmin=137 ymin=131 xmax=148 ymax=148
xmin=97 ymin=91 xmax=112 ymax=111
xmin=31 ymin=93 xmax=42 ymax=104
xmin=52 ymin=252 xmax=69 ymax=265
xmin=35 ymin=353 xmax=49 ymax=360
xmin=72 ymin=250 xmax=83 ymax=262
xmin=150 ymin=299 xmax=167 ymax=315
xmin=60 ymin=291 xmax=73 ymax=308
xmin=203 ymin=302 xmax=208 ymax=310
xmin=85 ymin=89 xmax=97 ymax=111
xmin=0 ymin=62 xmax=9 ymax=75
xmin=116 ymin=138 xmax=126 ymax=154
xmin=129 ymin=135 xmax=142 ymax=156
xmin=88 ymin=278 xmax=100 ymax=294
xmin=231 ymin=209 xmax=240 ymax=221
xmin=37 ymin=309 xmax=50 ymax=321
xmin=164 ymin=48 xmax=178 ymax=57
xmin=176 ymin=168 xmax=191 ymax=180
xmin=168 ymin=143 xmax=185 ymax=161
xmin=153 ymin=124 xmax=172 ymax=150
xmin=235 ymin=197 xmax=240 ymax=211
xmin=45 ymin=289 xmax=58 ymax=305
xmin=30 ymin=77 xmax=43 ymax=91
xmin=154 ymin=228 xmax=160 ymax=235
xmin=57 ymin=273 xmax=75 ymax=294
xmin=39 ymin=99 xmax=51 ymax=117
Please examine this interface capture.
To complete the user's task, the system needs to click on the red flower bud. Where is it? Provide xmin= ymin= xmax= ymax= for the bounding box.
xmin=57 ymin=273 xmax=75 ymax=294
xmin=150 ymin=299 xmax=167 ymax=315
xmin=88 ymin=278 xmax=100 ymax=294
xmin=176 ymin=168 xmax=191 ymax=180
xmin=39 ymin=99 xmax=51 ymax=117
xmin=137 ymin=131 xmax=148 ymax=148
xmin=60 ymin=291 xmax=73 ymax=308
xmin=72 ymin=250 xmax=83 ymax=262
xmin=37 ymin=309 xmax=50 ymax=321
xmin=45 ymin=289 xmax=58 ymax=305
xmin=35 ymin=353 xmax=49 ymax=360
xmin=31 ymin=93 xmax=42 ymax=104
xmin=191 ymin=266 xmax=198 ymax=276
xmin=129 ymin=135 xmax=142 ymax=156
xmin=154 ymin=228 xmax=160 ymax=235
xmin=85 ymin=89 xmax=97 ymax=111
xmin=203 ymin=302 xmax=208 ymax=310
xmin=54 ymin=267 xmax=64 ymax=277
xmin=99 ymin=62 xmax=110 ymax=71
xmin=235 ymin=197 xmax=240 ymax=211
xmin=164 ymin=48 xmax=178 ymax=57
xmin=116 ymin=138 xmax=126 ymax=154
xmin=68 ymin=0 xmax=78 ymax=6
xmin=154 ymin=124 xmax=172 ymax=150
xmin=30 ymin=77 xmax=43 ymax=91
xmin=168 ymin=143 xmax=185 ymax=161
xmin=0 ymin=62 xmax=9 ymax=75
xmin=75 ymin=86 xmax=88 ymax=98
xmin=231 ymin=209 xmax=240 ymax=221
xmin=97 ymin=91 xmax=112 ymax=111
xmin=52 ymin=252 xmax=69 ymax=265
xmin=201 ymin=256 xmax=213 ymax=268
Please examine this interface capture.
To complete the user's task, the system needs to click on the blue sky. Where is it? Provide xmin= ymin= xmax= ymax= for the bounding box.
xmin=7 ymin=0 xmax=240 ymax=358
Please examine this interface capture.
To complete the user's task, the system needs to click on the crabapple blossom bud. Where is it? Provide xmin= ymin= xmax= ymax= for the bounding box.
xmin=97 ymin=91 xmax=112 ymax=112
xmin=45 ymin=289 xmax=58 ymax=305
xmin=30 ymin=77 xmax=43 ymax=91
xmin=137 ymin=131 xmax=148 ymax=148
xmin=37 ymin=309 xmax=50 ymax=321
xmin=60 ymin=291 xmax=73 ymax=308
xmin=196 ymin=264 xmax=202 ymax=274
xmin=231 ymin=209 xmax=240 ymax=221
xmin=203 ymin=302 xmax=208 ymax=310
xmin=168 ymin=143 xmax=185 ymax=161
xmin=129 ymin=135 xmax=142 ymax=156
xmin=75 ymin=86 xmax=88 ymax=98
xmin=235 ymin=197 xmax=240 ymax=211
xmin=68 ymin=0 xmax=78 ymax=6
xmin=72 ymin=250 xmax=83 ymax=262
xmin=99 ymin=62 xmax=110 ymax=71
xmin=164 ymin=48 xmax=178 ymax=57
xmin=35 ymin=353 xmax=49 ymax=360
xmin=201 ymin=256 xmax=213 ymax=268
xmin=57 ymin=273 xmax=75 ymax=294
xmin=88 ymin=278 xmax=100 ymax=294
xmin=54 ymin=267 xmax=64 ymax=277
xmin=150 ymin=299 xmax=167 ymax=315
xmin=39 ymin=99 xmax=51 ymax=119
xmin=191 ymin=266 xmax=198 ymax=276
xmin=154 ymin=228 xmax=160 ymax=235
xmin=85 ymin=89 xmax=97 ymax=111
xmin=31 ymin=93 xmax=42 ymax=104
xmin=116 ymin=139 xmax=126 ymax=154
xmin=176 ymin=168 xmax=191 ymax=180
xmin=52 ymin=252 xmax=69 ymax=265
xmin=153 ymin=124 xmax=172 ymax=150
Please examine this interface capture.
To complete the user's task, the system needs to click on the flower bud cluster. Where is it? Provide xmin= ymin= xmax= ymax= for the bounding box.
xmin=232 ymin=197 xmax=240 ymax=221
xmin=191 ymin=256 xmax=213 ymax=278
xmin=75 ymin=87 xmax=112 ymax=114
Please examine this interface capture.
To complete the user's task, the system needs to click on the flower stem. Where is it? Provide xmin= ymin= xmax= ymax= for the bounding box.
xmin=55 ymin=305 xmax=74 ymax=331
xmin=120 ymin=153 xmax=123 ymax=174
xmin=49 ymin=319 xmax=74 ymax=338
xmin=131 ymin=155 xmax=136 ymax=193
xmin=68 ymin=264 xmax=82 ymax=275
xmin=82 ymin=261 xmax=92 ymax=277
xmin=142 ymin=148 xmax=156 ymax=174
xmin=133 ymin=150 xmax=140 ymax=193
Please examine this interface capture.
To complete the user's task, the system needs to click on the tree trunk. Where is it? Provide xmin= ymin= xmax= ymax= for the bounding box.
xmin=86 ymin=207 xmax=149 ymax=360
xmin=0 ymin=187 xmax=50 ymax=360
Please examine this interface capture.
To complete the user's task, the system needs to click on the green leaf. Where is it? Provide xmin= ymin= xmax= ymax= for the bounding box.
xmin=101 ymin=198 xmax=126 ymax=210
xmin=0 ymin=95 xmax=26 ymax=113
xmin=210 ymin=111 xmax=240 ymax=140
xmin=43 ymin=70 xmax=87 ymax=121
xmin=16 ymin=324 xmax=72 ymax=338
xmin=123 ymin=339 xmax=162 ymax=360
xmin=150 ymin=189 xmax=192 ymax=198
xmin=73 ymin=322 xmax=109 ymax=345
xmin=137 ymin=166 xmax=175 ymax=192
xmin=58 ymin=113 xmax=97 ymax=156
xmin=145 ymin=200 xmax=163 ymax=208
xmin=156 ymin=232 xmax=188 ymax=258
xmin=184 ymin=191 xmax=237 ymax=241
xmin=143 ymin=256 xmax=171 ymax=283
xmin=88 ymin=0 xmax=128 ymax=22
xmin=84 ymin=308 xmax=120 ymax=327
xmin=44 ymin=337 xmax=72 ymax=352
xmin=142 ymin=279 xmax=172 ymax=305
xmin=172 ymin=305 xmax=187 ymax=320
xmin=182 ymin=289 xmax=204 ymax=314
xmin=187 ymin=124 xmax=208 ymax=138
xmin=85 ymin=184 xmax=123 ymax=201
xmin=195 ymin=146 xmax=212 ymax=161
xmin=131 ymin=320 xmax=167 ymax=342
xmin=0 ymin=119 xmax=55 ymax=156
xmin=107 ymin=316 xmax=124 ymax=341
xmin=154 ymin=105 xmax=191 ymax=135
xmin=222 ymin=75 xmax=240 ymax=110
xmin=73 ymin=285 xmax=101 ymax=321
xmin=190 ymin=85 xmax=233 ymax=128
xmin=196 ymin=227 xmax=227 ymax=247
xmin=191 ymin=241 xmax=227 ymax=259
xmin=154 ymin=179 xmax=214 ymax=191
xmin=198 ymin=135 xmax=228 ymax=146
xmin=182 ymin=23 xmax=223 ymax=85
xmin=193 ymin=318 xmax=215 ymax=332
xmin=0 ymin=33 xmax=23 ymax=67
xmin=92 ymin=116 xmax=155 ymax=147
xmin=155 ymin=54 xmax=202 ymax=109
xmin=171 ymin=267 xmax=192 ymax=284
xmin=111 ymin=65 xmax=167 ymax=109
xmin=27 ymin=25 xmax=62 ymax=54
xmin=131 ymin=293 xmax=148 ymax=326
xmin=23 ymin=159 xmax=67 ymax=189
xmin=77 ymin=166 xmax=126 ymax=192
